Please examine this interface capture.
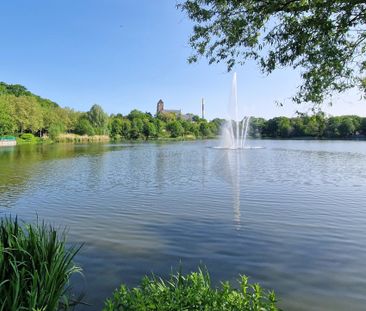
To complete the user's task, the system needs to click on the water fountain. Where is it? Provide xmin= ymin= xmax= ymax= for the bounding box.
xmin=219 ymin=72 xmax=251 ymax=149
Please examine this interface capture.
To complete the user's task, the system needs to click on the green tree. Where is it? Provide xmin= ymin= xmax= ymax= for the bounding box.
xmin=291 ymin=118 xmax=305 ymax=137
xmin=167 ymin=121 xmax=184 ymax=138
xmin=0 ymin=95 xmax=16 ymax=135
xmin=326 ymin=117 xmax=342 ymax=137
xmin=142 ymin=119 xmax=157 ymax=139
xmin=60 ymin=107 xmax=80 ymax=133
xmin=179 ymin=1 xmax=366 ymax=104
xmin=303 ymin=114 xmax=325 ymax=137
xmin=75 ymin=118 xmax=95 ymax=136
xmin=157 ymin=112 xmax=177 ymax=122
xmin=265 ymin=117 xmax=291 ymax=137
xmin=278 ymin=117 xmax=292 ymax=138
xmin=10 ymin=95 xmax=43 ymax=134
xmin=48 ymin=123 xmax=65 ymax=140
xmin=120 ymin=119 xmax=132 ymax=138
xmin=179 ymin=119 xmax=191 ymax=135
xmin=110 ymin=117 xmax=123 ymax=138
xmin=249 ymin=117 xmax=266 ymax=138
xmin=42 ymin=106 xmax=64 ymax=136
xmin=338 ymin=117 xmax=356 ymax=137
xmin=127 ymin=109 xmax=146 ymax=121
xmin=209 ymin=118 xmax=225 ymax=136
xmin=361 ymin=118 xmax=366 ymax=135
xmin=0 ymin=82 xmax=31 ymax=97
xmin=199 ymin=121 xmax=212 ymax=137
xmin=129 ymin=118 xmax=144 ymax=139
xmin=189 ymin=122 xmax=200 ymax=137
xmin=87 ymin=104 xmax=109 ymax=135
xmin=192 ymin=115 xmax=201 ymax=122
xmin=154 ymin=119 xmax=166 ymax=137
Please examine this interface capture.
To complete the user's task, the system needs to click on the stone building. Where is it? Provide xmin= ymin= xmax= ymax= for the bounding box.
xmin=155 ymin=99 xmax=199 ymax=121
xmin=156 ymin=99 xmax=181 ymax=117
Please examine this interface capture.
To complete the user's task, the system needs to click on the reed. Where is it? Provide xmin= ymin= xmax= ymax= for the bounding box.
xmin=56 ymin=133 xmax=110 ymax=143
xmin=0 ymin=217 xmax=82 ymax=311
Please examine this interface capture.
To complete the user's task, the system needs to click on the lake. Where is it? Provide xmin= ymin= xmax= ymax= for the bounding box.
xmin=1 ymin=139 xmax=366 ymax=310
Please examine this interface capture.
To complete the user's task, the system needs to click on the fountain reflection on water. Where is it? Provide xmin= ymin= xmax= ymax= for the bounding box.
xmin=212 ymin=148 xmax=242 ymax=229
xmin=216 ymin=72 xmax=264 ymax=228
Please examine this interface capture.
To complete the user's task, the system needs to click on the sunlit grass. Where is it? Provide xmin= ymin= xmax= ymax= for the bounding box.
xmin=56 ymin=133 xmax=110 ymax=143
xmin=0 ymin=217 xmax=82 ymax=311
xmin=103 ymin=268 xmax=281 ymax=311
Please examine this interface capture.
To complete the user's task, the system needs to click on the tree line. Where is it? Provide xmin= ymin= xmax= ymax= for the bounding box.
xmin=249 ymin=114 xmax=366 ymax=139
xmin=0 ymin=82 xmax=222 ymax=140
xmin=1 ymin=82 xmax=365 ymax=140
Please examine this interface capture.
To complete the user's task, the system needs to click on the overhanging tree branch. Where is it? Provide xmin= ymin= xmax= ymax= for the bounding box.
xmin=179 ymin=0 xmax=366 ymax=105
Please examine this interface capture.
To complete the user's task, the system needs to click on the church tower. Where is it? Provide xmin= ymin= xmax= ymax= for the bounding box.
xmin=156 ymin=99 xmax=164 ymax=115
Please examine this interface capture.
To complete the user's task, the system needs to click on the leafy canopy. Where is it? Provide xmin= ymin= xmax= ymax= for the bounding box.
xmin=179 ymin=0 xmax=366 ymax=104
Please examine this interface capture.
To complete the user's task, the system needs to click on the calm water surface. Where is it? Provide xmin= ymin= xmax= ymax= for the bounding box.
xmin=1 ymin=140 xmax=366 ymax=310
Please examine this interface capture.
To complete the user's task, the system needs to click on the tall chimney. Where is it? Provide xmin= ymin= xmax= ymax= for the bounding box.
xmin=201 ymin=98 xmax=205 ymax=119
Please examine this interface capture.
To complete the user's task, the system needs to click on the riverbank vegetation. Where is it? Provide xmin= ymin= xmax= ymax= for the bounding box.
xmin=0 ymin=217 xmax=82 ymax=311
xmin=103 ymin=269 xmax=280 ymax=311
xmin=0 ymin=82 xmax=222 ymax=142
xmin=1 ymin=82 xmax=366 ymax=142
xmin=0 ymin=217 xmax=280 ymax=310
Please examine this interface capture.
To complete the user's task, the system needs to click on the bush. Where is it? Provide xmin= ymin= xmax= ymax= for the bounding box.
xmin=0 ymin=217 xmax=82 ymax=311
xmin=19 ymin=133 xmax=37 ymax=142
xmin=103 ymin=268 xmax=280 ymax=311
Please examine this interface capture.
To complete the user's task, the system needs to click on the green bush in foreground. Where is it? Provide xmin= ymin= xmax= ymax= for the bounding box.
xmin=0 ymin=217 xmax=82 ymax=311
xmin=103 ymin=268 xmax=280 ymax=311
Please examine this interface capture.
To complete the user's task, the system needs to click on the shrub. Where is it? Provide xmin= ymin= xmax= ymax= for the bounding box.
xmin=19 ymin=133 xmax=37 ymax=142
xmin=103 ymin=268 xmax=280 ymax=311
xmin=0 ymin=217 xmax=82 ymax=311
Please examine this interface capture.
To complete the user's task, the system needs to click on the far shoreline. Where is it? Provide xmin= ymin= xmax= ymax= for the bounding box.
xmin=6 ymin=134 xmax=366 ymax=148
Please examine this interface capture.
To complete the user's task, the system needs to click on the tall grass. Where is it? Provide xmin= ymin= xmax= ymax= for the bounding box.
xmin=0 ymin=217 xmax=82 ymax=311
xmin=56 ymin=133 xmax=110 ymax=143
xmin=103 ymin=268 xmax=281 ymax=311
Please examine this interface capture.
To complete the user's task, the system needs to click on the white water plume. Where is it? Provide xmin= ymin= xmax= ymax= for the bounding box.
xmin=219 ymin=73 xmax=251 ymax=149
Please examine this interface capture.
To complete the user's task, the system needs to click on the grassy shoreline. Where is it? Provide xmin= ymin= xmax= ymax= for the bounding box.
xmin=7 ymin=133 xmax=366 ymax=147
xmin=10 ymin=133 xmax=216 ymax=145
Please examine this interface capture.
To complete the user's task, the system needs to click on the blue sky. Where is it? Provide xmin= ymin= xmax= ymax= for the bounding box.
xmin=1 ymin=0 xmax=365 ymax=120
